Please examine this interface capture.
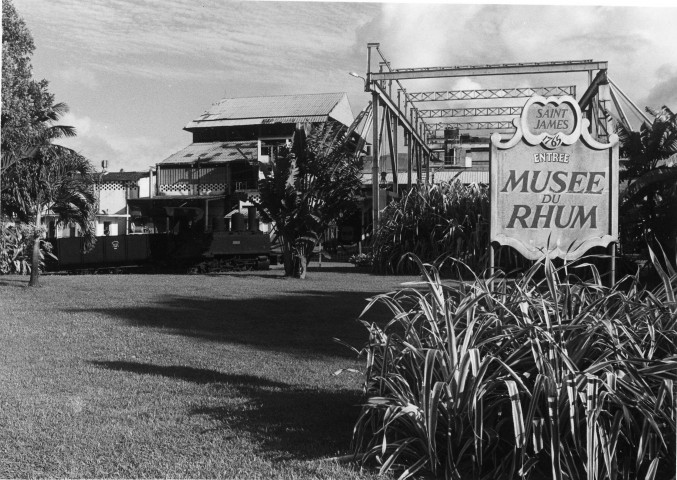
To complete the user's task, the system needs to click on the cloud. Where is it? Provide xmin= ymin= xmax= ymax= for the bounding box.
xmin=15 ymin=0 xmax=677 ymax=175
xmin=55 ymin=67 xmax=100 ymax=89
xmin=369 ymin=4 xmax=677 ymax=107
xmin=19 ymin=0 xmax=378 ymax=85
xmin=645 ymin=68 xmax=677 ymax=109
xmin=56 ymin=112 xmax=189 ymax=172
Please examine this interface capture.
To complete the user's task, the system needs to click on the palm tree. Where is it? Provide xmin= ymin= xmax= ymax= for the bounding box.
xmin=617 ymin=105 xmax=677 ymax=259
xmin=1 ymin=99 xmax=77 ymax=214
xmin=2 ymin=144 xmax=96 ymax=286
xmin=1 ymin=100 xmax=95 ymax=286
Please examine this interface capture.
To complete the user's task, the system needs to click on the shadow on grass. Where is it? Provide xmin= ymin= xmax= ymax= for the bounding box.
xmin=72 ymin=290 xmax=389 ymax=359
xmin=0 ymin=278 xmax=28 ymax=288
xmin=90 ymin=360 xmax=286 ymax=386
xmin=91 ymin=360 xmax=362 ymax=460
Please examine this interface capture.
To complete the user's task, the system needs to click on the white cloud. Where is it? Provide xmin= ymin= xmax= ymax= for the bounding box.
xmin=56 ymin=67 xmax=100 ymax=90
xmin=19 ymin=0 xmax=377 ymax=83
xmin=55 ymin=112 xmax=189 ymax=172
xmin=372 ymin=4 xmax=677 ymax=107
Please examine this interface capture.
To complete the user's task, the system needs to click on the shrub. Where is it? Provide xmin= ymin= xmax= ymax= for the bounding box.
xmin=350 ymin=252 xmax=677 ymax=480
xmin=0 ymin=222 xmax=54 ymax=274
xmin=349 ymin=253 xmax=373 ymax=268
xmin=371 ymin=181 xmax=489 ymax=275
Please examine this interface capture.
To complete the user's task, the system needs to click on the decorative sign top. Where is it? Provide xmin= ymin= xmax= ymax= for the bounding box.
xmin=489 ymin=95 xmax=619 ymax=261
xmin=524 ymin=96 xmax=577 ymax=148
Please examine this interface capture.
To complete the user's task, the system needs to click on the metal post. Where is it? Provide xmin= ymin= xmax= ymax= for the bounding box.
xmin=610 ymin=243 xmax=616 ymax=287
xmin=205 ymin=199 xmax=209 ymax=232
xmin=385 ymin=109 xmax=398 ymax=195
xmin=366 ymin=43 xmax=379 ymax=91
xmin=407 ymin=133 xmax=412 ymax=189
xmin=393 ymin=115 xmax=399 ymax=194
xmin=372 ymin=92 xmax=380 ymax=236
xmin=416 ymin=144 xmax=421 ymax=185
xmin=489 ymin=242 xmax=496 ymax=293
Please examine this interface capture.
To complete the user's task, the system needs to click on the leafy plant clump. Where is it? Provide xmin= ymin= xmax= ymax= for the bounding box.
xmin=350 ymin=252 xmax=677 ymax=480
xmin=0 ymin=222 xmax=54 ymax=274
xmin=256 ymin=120 xmax=363 ymax=279
xmin=349 ymin=253 xmax=373 ymax=268
xmin=371 ymin=181 xmax=489 ymax=275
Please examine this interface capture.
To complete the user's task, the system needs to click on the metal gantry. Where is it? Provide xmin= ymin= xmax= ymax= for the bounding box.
xmin=407 ymin=86 xmax=576 ymax=102
xmin=426 ymin=121 xmax=517 ymax=132
xmin=362 ymin=43 xmax=611 ymax=233
xmin=418 ymin=107 xmax=524 ymax=118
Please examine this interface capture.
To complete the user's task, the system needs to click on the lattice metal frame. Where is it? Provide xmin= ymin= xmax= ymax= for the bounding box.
xmin=426 ymin=121 xmax=516 ymax=132
xmin=419 ymin=107 xmax=523 ymax=118
xmin=407 ymin=86 xmax=576 ymax=102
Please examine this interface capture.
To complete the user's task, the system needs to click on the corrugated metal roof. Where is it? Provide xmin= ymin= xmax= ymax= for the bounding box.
xmin=362 ymin=169 xmax=488 ymax=185
xmin=186 ymin=116 xmax=328 ymax=128
xmin=101 ymin=171 xmax=148 ymax=182
xmin=185 ymin=92 xmax=347 ymax=129
xmin=159 ymin=141 xmax=258 ymax=165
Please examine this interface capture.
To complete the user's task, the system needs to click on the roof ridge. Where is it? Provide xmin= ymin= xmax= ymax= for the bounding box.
xmin=214 ymin=92 xmax=346 ymax=102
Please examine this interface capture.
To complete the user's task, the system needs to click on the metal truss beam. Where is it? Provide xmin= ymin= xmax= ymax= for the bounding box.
xmin=578 ymin=69 xmax=608 ymax=110
xmin=426 ymin=121 xmax=516 ymax=132
xmin=370 ymin=82 xmax=432 ymax=156
xmin=371 ymin=60 xmax=607 ymax=81
xmin=419 ymin=106 xmax=523 ymax=118
xmin=407 ymin=86 xmax=576 ymax=102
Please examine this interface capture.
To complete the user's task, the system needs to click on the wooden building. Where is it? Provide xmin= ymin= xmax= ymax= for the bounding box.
xmin=128 ymin=92 xmax=355 ymax=234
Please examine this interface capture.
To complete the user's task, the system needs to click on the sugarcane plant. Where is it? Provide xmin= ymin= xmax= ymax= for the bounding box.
xmin=349 ymin=249 xmax=677 ymax=479
xmin=371 ymin=180 xmax=490 ymax=275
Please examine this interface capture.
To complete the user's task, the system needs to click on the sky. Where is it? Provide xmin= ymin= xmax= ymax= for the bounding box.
xmin=12 ymin=0 xmax=677 ymax=172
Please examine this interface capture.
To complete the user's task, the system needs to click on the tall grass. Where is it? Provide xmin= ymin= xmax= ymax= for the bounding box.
xmin=371 ymin=181 xmax=489 ymax=274
xmin=351 ymin=252 xmax=677 ymax=480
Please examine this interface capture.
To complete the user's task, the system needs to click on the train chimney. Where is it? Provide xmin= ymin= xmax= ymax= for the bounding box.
xmin=248 ymin=206 xmax=258 ymax=232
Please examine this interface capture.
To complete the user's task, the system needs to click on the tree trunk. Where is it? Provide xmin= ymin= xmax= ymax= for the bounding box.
xmin=28 ymin=209 xmax=41 ymax=287
xmin=296 ymin=254 xmax=308 ymax=279
xmin=282 ymin=238 xmax=295 ymax=277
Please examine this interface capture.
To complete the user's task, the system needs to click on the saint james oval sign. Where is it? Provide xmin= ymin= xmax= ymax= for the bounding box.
xmin=490 ymin=95 xmax=619 ymax=261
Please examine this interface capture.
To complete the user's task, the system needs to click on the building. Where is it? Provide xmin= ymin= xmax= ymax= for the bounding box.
xmin=46 ymin=169 xmax=152 ymax=238
xmin=128 ymin=92 xmax=356 ymax=235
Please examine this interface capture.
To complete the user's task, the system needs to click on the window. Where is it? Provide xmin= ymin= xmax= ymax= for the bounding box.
xmin=259 ymin=138 xmax=290 ymax=161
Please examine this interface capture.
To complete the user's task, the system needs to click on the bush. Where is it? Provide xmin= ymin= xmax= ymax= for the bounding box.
xmin=350 ymin=252 xmax=677 ymax=480
xmin=0 ymin=222 xmax=53 ymax=274
xmin=349 ymin=253 xmax=373 ymax=268
xmin=371 ymin=181 xmax=489 ymax=275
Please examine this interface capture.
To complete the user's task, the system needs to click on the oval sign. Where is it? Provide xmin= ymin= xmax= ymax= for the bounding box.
xmin=526 ymin=101 xmax=576 ymax=136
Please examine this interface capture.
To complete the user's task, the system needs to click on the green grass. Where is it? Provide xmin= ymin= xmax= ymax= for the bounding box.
xmin=0 ymin=263 xmax=418 ymax=478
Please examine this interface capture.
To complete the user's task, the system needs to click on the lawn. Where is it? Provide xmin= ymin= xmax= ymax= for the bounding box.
xmin=0 ymin=263 xmax=417 ymax=478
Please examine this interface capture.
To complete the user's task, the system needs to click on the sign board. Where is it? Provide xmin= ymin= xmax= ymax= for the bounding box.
xmin=490 ymin=95 xmax=619 ymax=260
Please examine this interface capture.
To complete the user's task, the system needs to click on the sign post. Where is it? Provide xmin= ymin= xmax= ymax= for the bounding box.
xmin=490 ymin=95 xmax=619 ymax=282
